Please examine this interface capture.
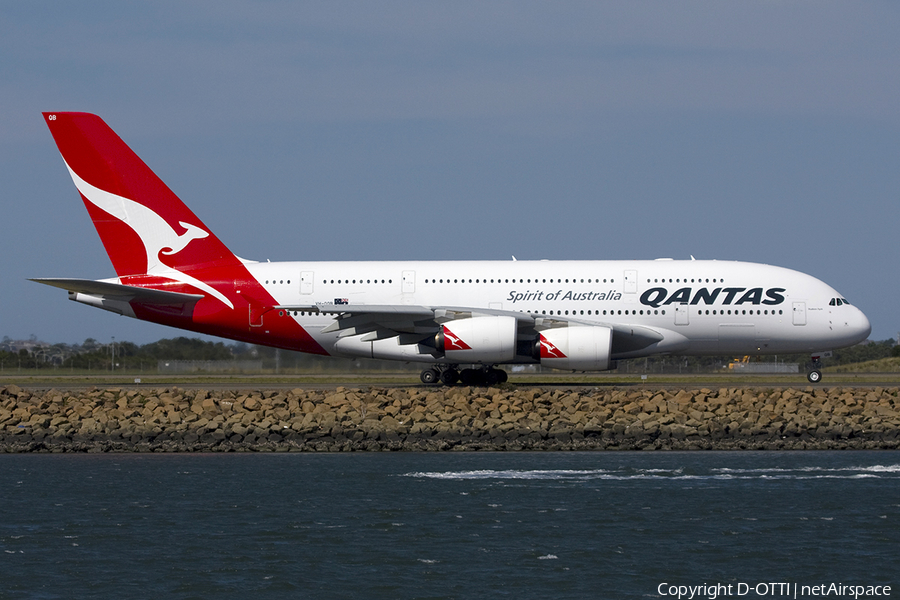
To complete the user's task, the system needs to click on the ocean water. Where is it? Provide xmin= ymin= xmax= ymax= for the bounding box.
xmin=0 ymin=451 xmax=897 ymax=599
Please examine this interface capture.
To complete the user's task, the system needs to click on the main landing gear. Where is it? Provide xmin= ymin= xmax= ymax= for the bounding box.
xmin=420 ymin=365 xmax=508 ymax=386
xmin=418 ymin=366 xmax=461 ymax=385
xmin=805 ymin=356 xmax=824 ymax=384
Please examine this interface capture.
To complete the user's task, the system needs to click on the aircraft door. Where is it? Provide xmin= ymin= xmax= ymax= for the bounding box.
xmin=402 ymin=270 xmax=416 ymax=294
xmin=674 ymin=303 xmax=689 ymax=326
xmin=236 ymin=280 xmax=268 ymax=327
xmin=300 ymin=271 xmax=314 ymax=295
xmin=624 ymin=270 xmax=638 ymax=294
xmin=792 ymin=302 xmax=807 ymax=326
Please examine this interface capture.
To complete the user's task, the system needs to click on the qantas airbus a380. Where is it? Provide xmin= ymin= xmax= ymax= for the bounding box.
xmin=34 ymin=112 xmax=871 ymax=385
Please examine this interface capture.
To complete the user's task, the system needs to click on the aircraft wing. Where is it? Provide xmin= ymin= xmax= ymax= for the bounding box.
xmin=308 ymin=303 xmax=664 ymax=353
xmin=315 ymin=305 xmax=533 ymax=338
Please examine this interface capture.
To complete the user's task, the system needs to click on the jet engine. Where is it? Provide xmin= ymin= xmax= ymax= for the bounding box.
xmin=537 ymin=326 xmax=613 ymax=371
xmin=435 ymin=316 xmax=517 ymax=363
xmin=334 ymin=335 xmax=435 ymax=362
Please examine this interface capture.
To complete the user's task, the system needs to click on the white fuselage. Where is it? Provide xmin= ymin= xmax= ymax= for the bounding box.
xmin=243 ymin=258 xmax=870 ymax=362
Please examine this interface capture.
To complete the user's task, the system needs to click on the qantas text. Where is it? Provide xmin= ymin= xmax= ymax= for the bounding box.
xmin=641 ymin=287 xmax=786 ymax=308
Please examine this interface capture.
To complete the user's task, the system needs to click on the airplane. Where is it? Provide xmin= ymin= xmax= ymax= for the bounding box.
xmin=34 ymin=112 xmax=871 ymax=385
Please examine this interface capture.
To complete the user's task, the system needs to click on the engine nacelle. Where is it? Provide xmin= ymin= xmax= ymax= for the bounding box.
xmin=436 ymin=316 xmax=517 ymax=364
xmin=333 ymin=335 xmax=436 ymax=363
xmin=538 ymin=326 xmax=613 ymax=371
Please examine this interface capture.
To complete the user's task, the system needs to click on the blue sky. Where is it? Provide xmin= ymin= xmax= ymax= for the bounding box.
xmin=2 ymin=1 xmax=899 ymax=344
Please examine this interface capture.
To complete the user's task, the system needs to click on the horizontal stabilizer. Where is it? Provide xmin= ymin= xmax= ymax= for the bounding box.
xmin=30 ymin=278 xmax=204 ymax=305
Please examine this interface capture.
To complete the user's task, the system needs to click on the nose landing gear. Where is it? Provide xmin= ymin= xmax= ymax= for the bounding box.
xmin=805 ymin=355 xmax=824 ymax=383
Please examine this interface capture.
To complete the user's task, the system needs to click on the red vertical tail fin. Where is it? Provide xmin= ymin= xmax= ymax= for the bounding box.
xmin=40 ymin=112 xmax=328 ymax=355
xmin=43 ymin=112 xmax=238 ymax=278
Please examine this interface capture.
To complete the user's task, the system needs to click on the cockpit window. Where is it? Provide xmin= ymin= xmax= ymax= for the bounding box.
xmin=830 ymin=297 xmax=851 ymax=306
xmin=842 ymin=298 xmax=851 ymax=305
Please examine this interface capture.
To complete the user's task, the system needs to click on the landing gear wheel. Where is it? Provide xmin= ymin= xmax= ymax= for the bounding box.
xmin=420 ymin=368 xmax=439 ymax=384
xmin=807 ymin=369 xmax=822 ymax=384
xmin=440 ymin=369 xmax=459 ymax=386
xmin=483 ymin=367 xmax=508 ymax=386
xmin=458 ymin=368 xmax=480 ymax=386
xmin=456 ymin=367 xmax=508 ymax=386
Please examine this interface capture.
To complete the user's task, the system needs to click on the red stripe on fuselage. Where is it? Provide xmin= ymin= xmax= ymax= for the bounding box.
xmin=121 ymin=271 xmax=329 ymax=356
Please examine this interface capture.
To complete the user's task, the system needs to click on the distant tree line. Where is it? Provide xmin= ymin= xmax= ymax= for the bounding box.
xmin=0 ymin=336 xmax=414 ymax=373
xmin=618 ymin=340 xmax=900 ymax=375
xmin=0 ymin=337 xmax=236 ymax=371
xmin=1 ymin=335 xmax=898 ymax=373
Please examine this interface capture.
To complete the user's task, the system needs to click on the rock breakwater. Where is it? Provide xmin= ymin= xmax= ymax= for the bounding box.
xmin=1 ymin=385 xmax=898 ymax=452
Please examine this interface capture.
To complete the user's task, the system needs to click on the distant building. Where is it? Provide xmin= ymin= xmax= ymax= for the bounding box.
xmin=0 ymin=338 xmax=49 ymax=354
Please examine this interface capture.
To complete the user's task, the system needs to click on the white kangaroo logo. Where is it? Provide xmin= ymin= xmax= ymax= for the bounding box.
xmin=442 ymin=327 xmax=471 ymax=350
xmin=65 ymin=162 xmax=234 ymax=308
xmin=539 ymin=334 xmax=567 ymax=359
xmin=161 ymin=222 xmax=208 ymax=256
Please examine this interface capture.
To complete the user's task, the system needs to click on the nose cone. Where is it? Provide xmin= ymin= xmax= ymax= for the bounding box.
xmin=844 ymin=306 xmax=872 ymax=346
